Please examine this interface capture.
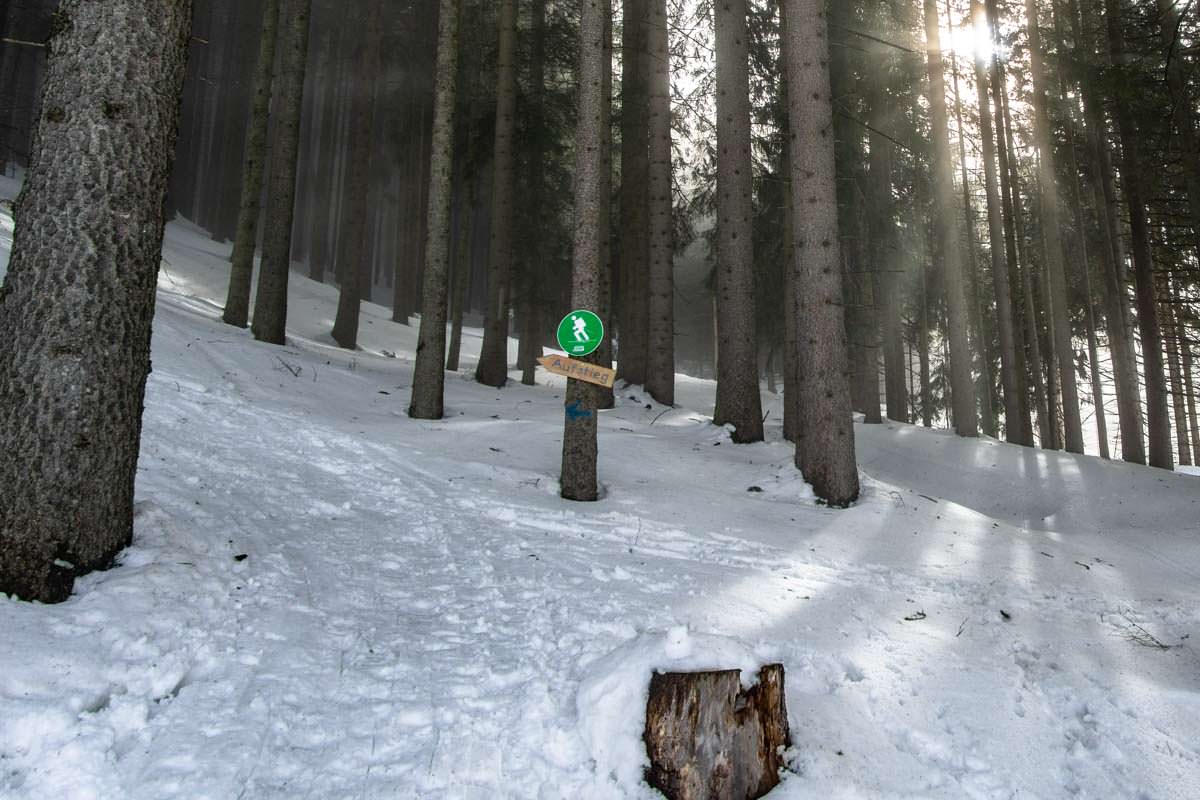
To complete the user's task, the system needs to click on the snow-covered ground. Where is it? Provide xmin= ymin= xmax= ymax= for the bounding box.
xmin=2 ymin=205 xmax=1199 ymax=799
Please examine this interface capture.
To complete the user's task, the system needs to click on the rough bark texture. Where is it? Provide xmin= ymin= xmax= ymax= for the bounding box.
xmin=971 ymin=0 xmax=1024 ymax=444
xmin=644 ymin=665 xmax=789 ymax=800
xmin=223 ymin=0 xmax=280 ymax=329
xmin=409 ymin=0 xmax=461 ymax=419
xmin=644 ymin=0 xmax=674 ymax=406
xmin=618 ymin=0 xmax=649 ymax=386
xmin=251 ymin=0 xmax=312 ymax=345
xmin=331 ymin=0 xmax=383 ymax=351
xmin=1026 ymin=0 xmax=1084 ymax=453
xmin=712 ymin=0 xmax=763 ymax=443
xmin=560 ymin=0 xmax=606 ymax=502
xmin=475 ymin=0 xmax=518 ymax=388
xmin=1103 ymin=0 xmax=1173 ymax=469
xmin=784 ymin=0 xmax=859 ymax=506
xmin=0 ymin=0 xmax=192 ymax=603
xmin=923 ymin=0 xmax=977 ymax=438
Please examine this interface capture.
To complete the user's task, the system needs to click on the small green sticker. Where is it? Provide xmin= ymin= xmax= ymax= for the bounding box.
xmin=556 ymin=309 xmax=604 ymax=356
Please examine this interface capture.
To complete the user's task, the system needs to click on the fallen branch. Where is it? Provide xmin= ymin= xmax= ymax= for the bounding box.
xmin=276 ymin=356 xmax=302 ymax=378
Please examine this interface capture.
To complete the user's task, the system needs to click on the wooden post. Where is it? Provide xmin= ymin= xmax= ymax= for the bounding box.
xmin=644 ymin=664 xmax=789 ymax=800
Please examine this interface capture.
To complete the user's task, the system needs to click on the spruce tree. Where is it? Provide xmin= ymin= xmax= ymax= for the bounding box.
xmin=0 ymin=0 xmax=193 ymax=602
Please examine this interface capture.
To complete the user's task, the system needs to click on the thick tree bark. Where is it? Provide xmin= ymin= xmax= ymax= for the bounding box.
xmin=923 ymin=0 xmax=977 ymax=437
xmin=560 ymin=0 xmax=607 ymax=502
xmin=1103 ymin=0 xmax=1173 ymax=469
xmin=223 ymin=0 xmax=280 ymax=328
xmin=409 ymin=0 xmax=461 ymax=418
xmin=0 ymin=0 xmax=192 ymax=603
xmin=971 ymin=0 xmax=1026 ymax=444
xmin=644 ymin=0 xmax=675 ymax=406
xmin=712 ymin=0 xmax=763 ymax=442
xmin=644 ymin=665 xmax=790 ymax=800
xmin=475 ymin=0 xmax=519 ymax=388
xmin=1026 ymin=0 xmax=1084 ymax=453
xmin=618 ymin=0 xmax=650 ymax=386
xmin=251 ymin=0 xmax=312 ymax=345
xmin=784 ymin=0 xmax=859 ymax=506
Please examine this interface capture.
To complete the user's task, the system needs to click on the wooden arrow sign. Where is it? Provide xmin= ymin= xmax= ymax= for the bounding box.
xmin=537 ymin=354 xmax=616 ymax=388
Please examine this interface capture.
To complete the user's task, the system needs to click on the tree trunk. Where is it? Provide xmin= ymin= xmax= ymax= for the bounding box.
xmin=518 ymin=0 xmax=549 ymax=389
xmin=223 ymin=0 xmax=281 ymax=328
xmin=971 ymin=0 xmax=1026 ymax=444
xmin=1103 ymin=0 xmax=1173 ymax=469
xmin=1050 ymin=0 xmax=1110 ymax=457
xmin=596 ymin=6 xmax=617 ymax=409
xmin=251 ymin=0 xmax=312 ymax=345
xmin=867 ymin=69 xmax=906 ymax=424
xmin=644 ymin=665 xmax=790 ymax=800
xmin=1162 ymin=277 xmax=1190 ymax=465
xmin=945 ymin=4 xmax=994 ymax=436
xmin=784 ymin=0 xmax=859 ymax=506
xmin=331 ymin=0 xmax=384 ymax=350
xmin=986 ymin=0 xmax=1035 ymax=444
xmin=1025 ymin=0 xmax=1084 ymax=452
xmin=560 ymin=0 xmax=607 ymax=502
xmin=778 ymin=0 xmax=800 ymax=442
xmin=712 ymin=0 xmax=763 ymax=442
xmin=923 ymin=0 xmax=977 ymax=437
xmin=644 ymin=0 xmax=675 ymax=406
xmin=0 ymin=0 xmax=192 ymax=603
xmin=445 ymin=180 xmax=474 ymax=372
xmin=475 ymin=0 xmax=519 ymax=388
xmin=409 ymin=0 xmax=461 ymax=418
xmin=1073 ymin=13 xmax=1144 ymax=462
xmin=618 ymin=0 xmax=650 ymax=386
xmin=1181 ymin=317 xmax=1200 ymax=465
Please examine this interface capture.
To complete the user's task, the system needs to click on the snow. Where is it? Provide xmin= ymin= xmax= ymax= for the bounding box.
xmin=1 ymin=207 xmax=1199 ymax=799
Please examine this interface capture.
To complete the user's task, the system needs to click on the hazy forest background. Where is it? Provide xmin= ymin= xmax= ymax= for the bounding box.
xmin=3 ymin=0 xmax=1196 ymax=474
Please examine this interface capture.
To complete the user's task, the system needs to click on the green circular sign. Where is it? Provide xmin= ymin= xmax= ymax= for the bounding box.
xmin=556 ymin=309 xmax=604 ymax=356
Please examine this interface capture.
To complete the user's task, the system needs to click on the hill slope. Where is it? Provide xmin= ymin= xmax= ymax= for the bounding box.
xmin=1 ymin=214 xmax=1198 ymax=799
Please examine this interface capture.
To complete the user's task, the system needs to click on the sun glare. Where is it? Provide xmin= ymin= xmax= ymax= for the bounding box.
xmin=948 ymin=17 xmax=999 ymax=63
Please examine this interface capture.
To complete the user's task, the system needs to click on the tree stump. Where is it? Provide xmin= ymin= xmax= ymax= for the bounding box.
xmin=643 ymin=664 xmax=790 ymax=800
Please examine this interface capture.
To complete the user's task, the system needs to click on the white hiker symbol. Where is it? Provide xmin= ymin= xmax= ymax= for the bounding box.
xmin=572 ymin=315 xmax=588 ymax=342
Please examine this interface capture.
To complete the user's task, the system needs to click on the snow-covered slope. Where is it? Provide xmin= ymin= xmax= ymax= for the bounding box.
xmin=1 ymin=214 xmax=1199 ymax=799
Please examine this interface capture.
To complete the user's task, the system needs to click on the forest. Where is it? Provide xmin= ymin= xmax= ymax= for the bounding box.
xmin=1 ymin=0 xmax=1199 ymax=797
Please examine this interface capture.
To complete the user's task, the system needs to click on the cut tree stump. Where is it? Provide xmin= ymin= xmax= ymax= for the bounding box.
xmin=644 ymin=664 xmax=789 ymax=800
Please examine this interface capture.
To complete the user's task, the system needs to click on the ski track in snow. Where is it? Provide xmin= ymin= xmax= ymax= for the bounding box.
xmin=1 ymin=210 xmax=1200 ymax=799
